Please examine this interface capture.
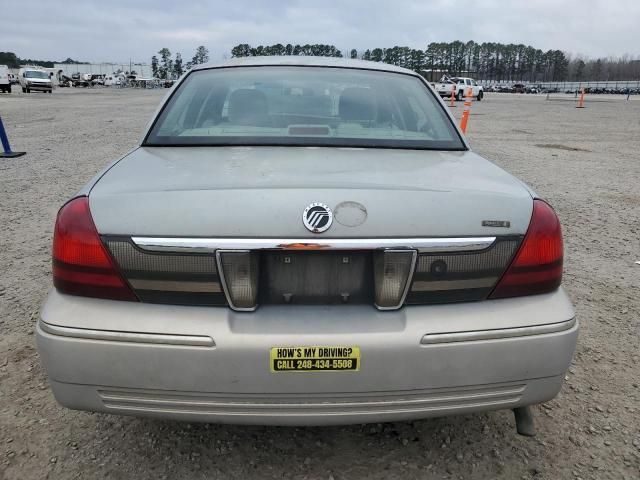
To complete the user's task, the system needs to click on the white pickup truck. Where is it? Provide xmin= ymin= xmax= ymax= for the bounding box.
xmin=432 ymin=76 xmax=483 ymax=101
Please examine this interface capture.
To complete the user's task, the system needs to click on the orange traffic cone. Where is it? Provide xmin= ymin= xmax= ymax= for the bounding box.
xmin=576 ymin=87 xmax=586 ymax=108
xmin=459 ymin=88 xmax=473 ymax=133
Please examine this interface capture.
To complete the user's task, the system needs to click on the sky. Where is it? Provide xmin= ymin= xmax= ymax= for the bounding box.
xmin=2 ymin=0 xmax=638 ymax=63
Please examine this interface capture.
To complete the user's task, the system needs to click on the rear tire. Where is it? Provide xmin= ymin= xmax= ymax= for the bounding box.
xmin=26 ymin=88 xmax=30 ymax=93
xmin=22 ymin=87 xmax=26 ymax=93
xmin=477 ymin=91 xmax=483 ymax=101
xmin=456 ymin=89 xmax=463 ymax=101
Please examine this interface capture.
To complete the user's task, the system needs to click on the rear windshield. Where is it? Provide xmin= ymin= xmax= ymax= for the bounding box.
xmin=145 ymin=66 xmax=465 ymax=150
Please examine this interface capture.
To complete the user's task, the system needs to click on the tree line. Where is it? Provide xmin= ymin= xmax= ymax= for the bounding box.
xmin=231 ymin=44 xmax=343 ymax=58
xmin=229 ymin=42 xmax=640 ymax=83
xmin=5 ymin=39 xmax=637 ymax=83
xmin=151 ymin=46 xmax=209 ymax=79
xmin=0 ymin=52 xmax=83 ymax=69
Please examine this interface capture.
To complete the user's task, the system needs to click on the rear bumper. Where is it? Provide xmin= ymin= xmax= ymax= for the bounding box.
xmin=37 ymin=288 xmax=578 ymax=425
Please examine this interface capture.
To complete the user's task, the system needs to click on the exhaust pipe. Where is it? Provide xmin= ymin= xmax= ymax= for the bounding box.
xmin=513 ymin=406 xmax=536 ymax=436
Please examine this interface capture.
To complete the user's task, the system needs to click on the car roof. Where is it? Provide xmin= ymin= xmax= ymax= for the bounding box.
xmin=191 ymin=56 xmax=418 ymax=76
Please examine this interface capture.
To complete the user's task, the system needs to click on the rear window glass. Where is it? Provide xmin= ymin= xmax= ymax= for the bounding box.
xmin=145 ymin=66 xmax=464 ymax=150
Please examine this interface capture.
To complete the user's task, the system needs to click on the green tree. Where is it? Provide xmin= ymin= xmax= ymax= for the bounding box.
xmin=157 ymin=48 xmax=172 ymax=79
xmin=0 ymin=51 xmax=21 ymax=68
xmin=192 ymin=46 xmax=209 ymax=65
xmin=550 ymin=50 xmax=569 ymax=81
xmin=173 ymin=52 xmax=184 ymax=77
xmin=231 ymin=44 xmax=251 ymax=57
xmin=271 ymin=44 xmax=285 ymax=55
xmin=371 ymin=48 xmax=383 ymax=62
xmin=409 ymin=49 xmax=425 ymax=72
xmin=151 ymin=55 xmax=159 ymax=78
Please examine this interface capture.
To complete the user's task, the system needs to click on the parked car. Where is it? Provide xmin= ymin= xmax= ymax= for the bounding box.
xmin=432 ymin=76 xmax=484 ymax=100
xmin=18 ymin=67 xmax=53 ymax=93
xmin=0 ymin=65 xmax=11 ymax=93
xmin=37 ymin=57 xmax=577 ymax=433
xmin=512 ymin=83 xmax=526 ymax=93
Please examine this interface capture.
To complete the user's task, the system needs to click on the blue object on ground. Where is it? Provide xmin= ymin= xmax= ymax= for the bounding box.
xmin=0 ymin=115 xmax=26 ymax=158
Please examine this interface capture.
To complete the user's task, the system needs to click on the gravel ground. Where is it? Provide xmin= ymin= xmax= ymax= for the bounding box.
xmin=0 ymin=87 xmax=638 ymax=480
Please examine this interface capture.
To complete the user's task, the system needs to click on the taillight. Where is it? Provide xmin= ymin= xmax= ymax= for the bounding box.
xmin=490 ymin=199 xmax=563 ymax=299
xmin=52 ymin=197 xmax=137 ymax=301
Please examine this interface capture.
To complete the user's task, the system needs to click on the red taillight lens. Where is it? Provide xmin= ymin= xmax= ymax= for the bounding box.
xmin=52 ymin=197 xmax=137 ymax=301
xmin=490 ymin=199 xmax=563 ymax=299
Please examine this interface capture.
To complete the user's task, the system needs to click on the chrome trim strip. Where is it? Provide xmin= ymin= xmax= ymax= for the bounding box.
xmin=102 ymin=397 xmax=522 ymax=417
xmin=128 ymin=279 xmax=222 ymax=293
xmin=39 ymin=321 xmax=215 ymax=347
xmin=98 ymin=384 xmax=525 ymax=409
xmin=374 ymin=249 xmax=418 ymax=311
xmin=131 ymin=237 xmax=496 ymax=254
xmin=420 ymin=318 xmax=577 ymax=345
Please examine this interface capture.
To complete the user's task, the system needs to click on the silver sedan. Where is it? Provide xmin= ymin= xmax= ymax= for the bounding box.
xmin=37 ymin=56 xmax=577 ymax=435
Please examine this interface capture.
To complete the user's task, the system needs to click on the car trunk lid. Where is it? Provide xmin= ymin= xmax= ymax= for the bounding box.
xmin=89 ymin=146 xmax=533 ymax=238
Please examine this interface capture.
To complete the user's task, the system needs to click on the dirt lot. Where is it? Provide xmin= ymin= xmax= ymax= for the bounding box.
xmin=0 ymin=87 xmax=638 ymax=480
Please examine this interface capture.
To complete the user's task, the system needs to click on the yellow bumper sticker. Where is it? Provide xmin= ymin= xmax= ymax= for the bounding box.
xmin=270 ymin=346 xmax=360 ymax=372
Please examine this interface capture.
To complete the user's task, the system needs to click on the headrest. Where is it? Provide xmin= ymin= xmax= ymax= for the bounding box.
xmin=339 ymin=87 xmax=376 ymax=122
xmin=228 ymin=89 xmax=269 ymax=126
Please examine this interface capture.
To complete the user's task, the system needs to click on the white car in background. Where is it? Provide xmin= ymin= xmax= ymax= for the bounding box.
xmin=433 ymin=76 xmax=484 ymax=101
xmin=18 ymin=67 xmax=53 ymax=93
